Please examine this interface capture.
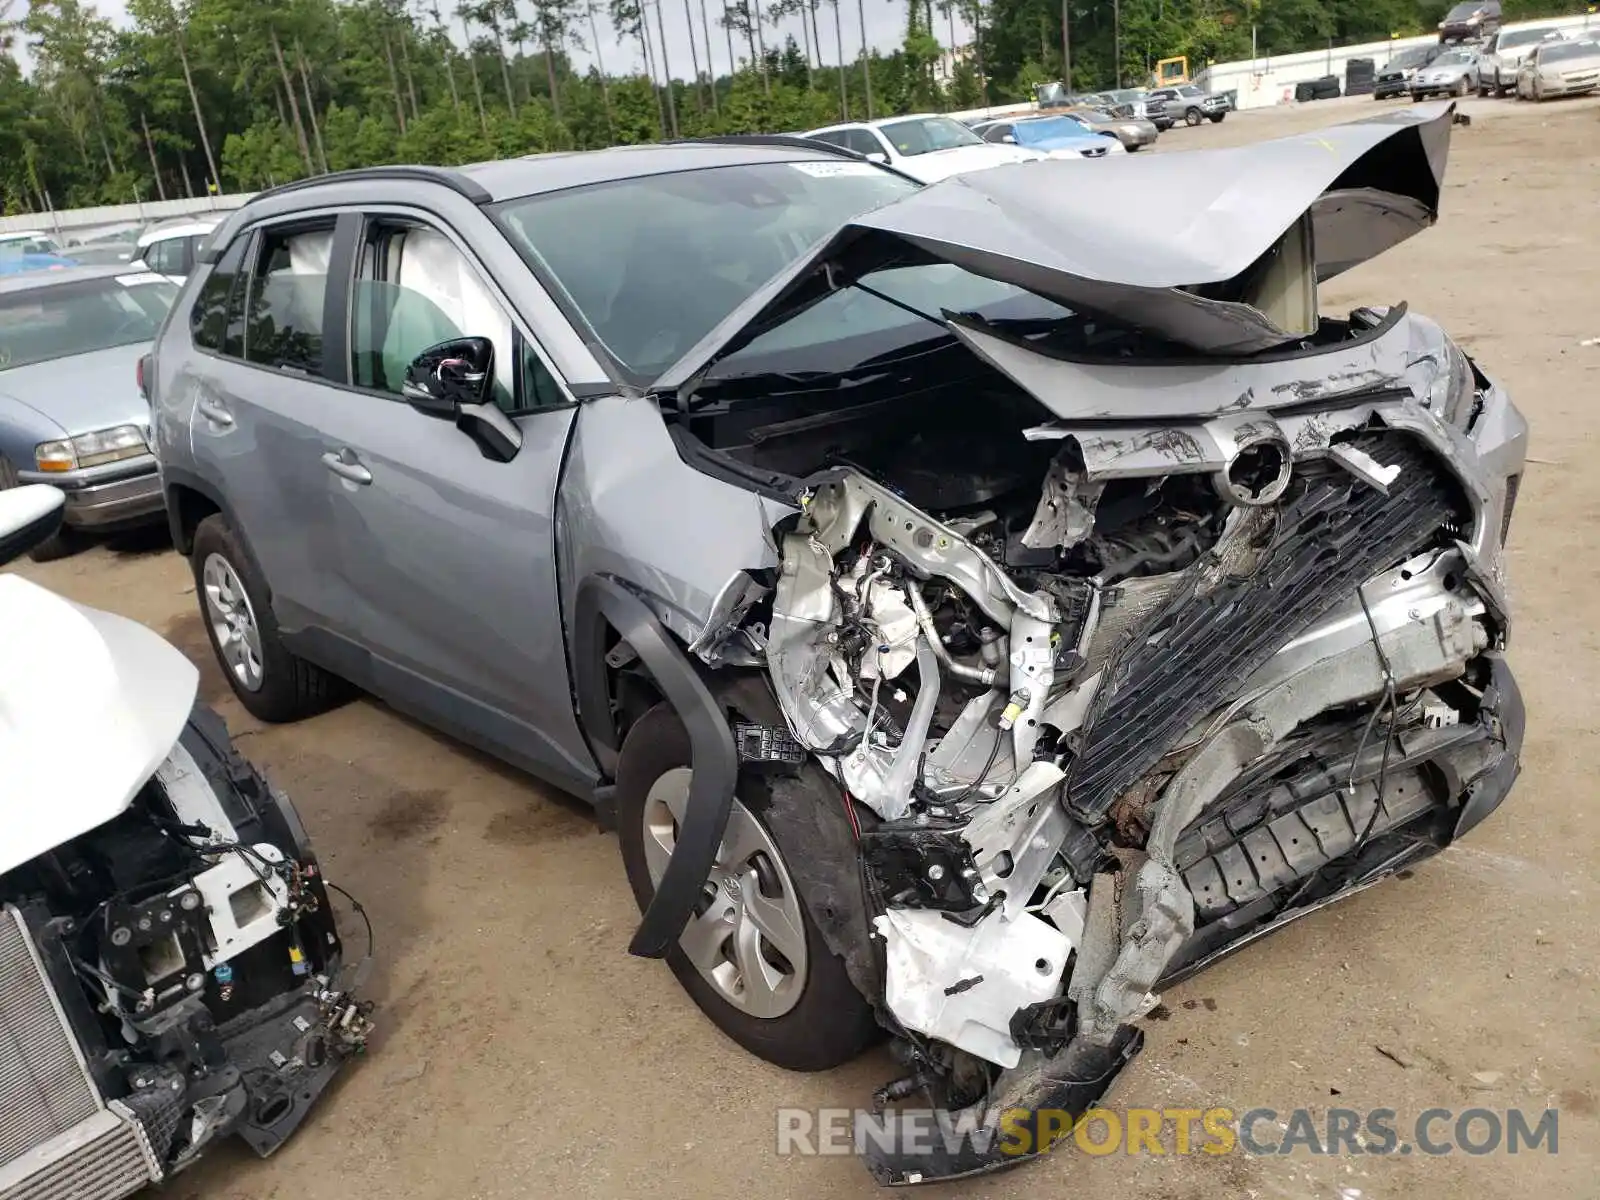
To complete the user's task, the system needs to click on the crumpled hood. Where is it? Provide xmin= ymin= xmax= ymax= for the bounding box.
xmin=655 ymin=104 xmax=1455 ymax=391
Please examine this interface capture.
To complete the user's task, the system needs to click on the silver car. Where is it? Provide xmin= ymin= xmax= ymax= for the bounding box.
xmin=1479 ymin=24 xmax=1564 ymax=95
xmin=0 ymin=265 xmax=175 ymax=559
xmin=1410 ymin=47 xmax=1481 ymax=97
xmin=154 ymin=109 xmax=1525 ymax=1184
xmin=1516 ymin=37 xmax=1600 ymax=99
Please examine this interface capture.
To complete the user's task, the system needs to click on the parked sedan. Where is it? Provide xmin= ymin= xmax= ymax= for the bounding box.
xmin=1055 ymin=105 xmax=1160 ymax=150
xmin=972 ymin=114 xmax=1126 ymax=158
xmin=1410 ymin=48 xmax=1481 ymax=98
xmin=1516 ymin=37 xmax=1600 ymax=99
xmin=1374 ymin=43 xmax=1447 ymax=98
xmin=0 ymin=266 xmax=176 ymax=559
xmin=1438 ymin=0 xmax=1501 ymax=43
xmin=804 ymin=115 xmax=1041 ymax=182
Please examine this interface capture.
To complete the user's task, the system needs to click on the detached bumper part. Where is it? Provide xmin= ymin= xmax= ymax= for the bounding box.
xmin=862 ymin=1028 xmax=1144 ymax=1185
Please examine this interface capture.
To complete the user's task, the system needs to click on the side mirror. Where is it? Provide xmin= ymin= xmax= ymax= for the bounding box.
xmin=402 ymin=337 xmax=523 ymax=463
xmin=865 ymin=151 xmax=888 ymax=164
xmin=1002 ymin=134 xmax=1017 ymax=144
xmin=0 ymin=485 xmax=65 ymax=567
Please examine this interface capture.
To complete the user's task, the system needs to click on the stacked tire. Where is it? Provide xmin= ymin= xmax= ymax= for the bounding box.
xmin=1295 ymin=75 xmax=1342 ymax=102
xmin=1346 ymin=57 xmax=1376 ymax=95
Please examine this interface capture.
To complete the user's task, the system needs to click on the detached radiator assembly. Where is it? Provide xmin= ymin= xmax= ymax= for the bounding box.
xmin=0 ymin=906 xmax=162 ymax=1200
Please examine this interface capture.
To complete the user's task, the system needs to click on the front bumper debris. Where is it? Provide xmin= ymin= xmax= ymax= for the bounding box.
xmin=862 ymin=1029 xmax=1145 ymax=1185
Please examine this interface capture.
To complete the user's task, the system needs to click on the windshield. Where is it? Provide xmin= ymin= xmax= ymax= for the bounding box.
xmin=0 ymin=274 xmax=176 ymax=370
xmin=491 ymin=160 xmax=919 ymax=383
xmin=1012 ymin=117 xmax=1089 ymax=145
xmin=708 ymin=263 xmax=1069 ymax=382
xmin=1501 ymin=28 xmax=1555 ymax=49
xmin=1434 ymin=50 xmax=1475 ymax=65
xmin=1389 ymin=47 xmax=1433 ymax=68
xmin=1541 ymin=41 xmax=1594 ymax=61
xmin=1445 ymin=3 xmax=1483 ymax=18
xmin=1109 ymin=89 xmax=1145 ymax=102
xmin=877 ymin=117 xmax=984 ymax=156
xmin=1177 ymin=85 xmax=1205 ymax=96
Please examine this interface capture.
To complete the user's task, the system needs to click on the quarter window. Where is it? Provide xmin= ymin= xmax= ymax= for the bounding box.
xmin=190 ymin=235 xmax=249 ymax=355
xmin=243 ymin=223 xmax=334 ymax=378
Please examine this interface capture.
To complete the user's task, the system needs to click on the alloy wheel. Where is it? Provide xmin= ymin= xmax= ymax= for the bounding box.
xmin=201 ymin=552 xmax=266 ymax=692
xmin=641 ymin=768 xmax=809 ymax=1019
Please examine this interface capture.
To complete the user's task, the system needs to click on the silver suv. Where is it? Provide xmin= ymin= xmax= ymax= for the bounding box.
xmin=153 ymin=115 xmax=1526 ymax=1184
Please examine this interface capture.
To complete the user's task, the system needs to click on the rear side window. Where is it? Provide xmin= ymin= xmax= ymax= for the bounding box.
xmin=243 ymin=223 xmax=333 ymax=378
xmin=190 ymin=235 xmax=248 ymax=355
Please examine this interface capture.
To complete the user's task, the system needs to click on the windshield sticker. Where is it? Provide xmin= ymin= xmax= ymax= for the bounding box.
xmin=115 ymin=271 xmax=167 ymax=287
xmin=790 ymin=161 xmax=883 ymax=178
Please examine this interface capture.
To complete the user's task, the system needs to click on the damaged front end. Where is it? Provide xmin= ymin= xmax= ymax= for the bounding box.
xmin=0 ymin=707 xmax=372 ymax=1196
xmin=649 ymin=104 xmax=1525 ymax=1182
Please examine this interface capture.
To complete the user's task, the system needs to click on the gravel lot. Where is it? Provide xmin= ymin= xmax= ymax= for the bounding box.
xmin=12 ymin=95 xmax=1598 ymax=1200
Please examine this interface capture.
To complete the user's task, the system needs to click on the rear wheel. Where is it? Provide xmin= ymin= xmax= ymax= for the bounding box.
xmin=615 ymin=705 xmax=878 ymax=1072
xmin=190 ymin=514 xmax=349 ymax=722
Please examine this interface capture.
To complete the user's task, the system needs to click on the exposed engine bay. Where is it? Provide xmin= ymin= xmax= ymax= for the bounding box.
xmin=675 ymin=328 xmax=1524 ymax=1180
xmin=0 ymin=706 xmax=371 ymax=1193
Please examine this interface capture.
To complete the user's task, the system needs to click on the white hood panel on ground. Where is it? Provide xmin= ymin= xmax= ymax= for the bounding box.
xmin=0 ymin=574 xmax=197 ymax=874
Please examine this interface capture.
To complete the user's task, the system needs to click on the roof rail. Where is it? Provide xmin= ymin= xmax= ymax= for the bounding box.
xmin=672 ymin=134 xmax=869 ymax=160
xmin=247 ymin=165 xmax=492 ymax=206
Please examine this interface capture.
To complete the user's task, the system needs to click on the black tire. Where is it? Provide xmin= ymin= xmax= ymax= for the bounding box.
xmin=1208 ymin=111 xmax=1226 ymax=122
xmin=615 ymin=705 xmax=878 ymax=1072
xmin=1184 ymin=106 xmax=1203 ymax=126
xmin=189 ymin=514 xmax=349 ymax=722
xmin=0 ymin=455 xmax=81 ymax=562
xmin=1454 ymin=77 xmax=1471 ymax=97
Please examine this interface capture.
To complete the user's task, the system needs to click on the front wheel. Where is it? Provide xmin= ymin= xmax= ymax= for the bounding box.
xmin=1185 ymin=106 xmax=1203 ymax=126
xmin=615 ymin=705 xmax=878 ymax=1072
xmin=1208 ymin=111 xmax=1225 ymax=122
xmin=1454 ymin=77 xmax=1471 ymax=97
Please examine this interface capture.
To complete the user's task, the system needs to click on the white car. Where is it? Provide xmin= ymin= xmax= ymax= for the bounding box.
xmin=1478 ymin=24 xmax=1564 ymax=95
xmin=804 ymin=114 xmax=1042 ymax=183
xmin=136 ymin=215 xmax=224 ymax=283
xmin=0 ymin=229 xmax=63 ymax=256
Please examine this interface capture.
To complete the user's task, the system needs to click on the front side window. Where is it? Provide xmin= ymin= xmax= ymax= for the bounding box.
xmin=846 ymin=128 xmax=887 ymax=156
xmin=876 ymin=116 xmax=984 ymax=157
xmin=0 ymin=274 xmax=176 ymax=370
xmin=242 ymin=223 xmax=333 ymax=378
xmin=349 ymin=221 xmax=562 ymax=413
xmin=491 ymin=160 xmax=919 ymax=383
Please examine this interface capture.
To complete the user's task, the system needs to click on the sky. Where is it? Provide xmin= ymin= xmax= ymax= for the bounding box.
xmin=13 ymin=0 xmax=972 ymax=83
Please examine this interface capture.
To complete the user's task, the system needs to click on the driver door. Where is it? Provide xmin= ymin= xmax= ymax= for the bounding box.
xmin=312 ymin=211 xmax=593 ymax=787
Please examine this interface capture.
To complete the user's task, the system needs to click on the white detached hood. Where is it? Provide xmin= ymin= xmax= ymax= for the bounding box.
xmin=0 ymin=573 xmax=197 ymax=875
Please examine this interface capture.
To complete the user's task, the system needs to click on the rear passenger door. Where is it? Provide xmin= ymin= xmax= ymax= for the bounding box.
xmin=308 ymin=210 xmax=591 ymax=785
xmin=186 ymin=217 xmax=349 ymax=637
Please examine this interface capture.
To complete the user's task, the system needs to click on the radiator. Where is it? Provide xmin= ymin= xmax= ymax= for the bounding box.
xmin=0 ymin=907 xmax=161 ymax=1200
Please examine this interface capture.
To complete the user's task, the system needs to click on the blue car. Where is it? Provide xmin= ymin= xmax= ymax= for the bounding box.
xmin=0 ymin=265 xmax=178 ymax=559
xmin=0 ymin=250 xmax=79 ymax=276
xmin=971 ymin=114 xmax=1127 ymax=159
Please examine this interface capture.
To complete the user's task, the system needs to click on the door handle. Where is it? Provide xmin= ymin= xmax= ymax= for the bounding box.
xmin=196 ymin=397 xmax=234 ymax=427
xmin=321 ymin=449 xmax=372 ymax=485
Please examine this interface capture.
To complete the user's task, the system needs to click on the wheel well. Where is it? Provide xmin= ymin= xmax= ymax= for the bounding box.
xmin=168 ymin=483 xmax=220 ymax=555
xmin=600 ymin=618 xmax=666 ymax=752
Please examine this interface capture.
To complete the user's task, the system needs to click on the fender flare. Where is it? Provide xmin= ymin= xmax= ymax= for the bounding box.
xmin=574 ymin=576 xmax=738 ymax=960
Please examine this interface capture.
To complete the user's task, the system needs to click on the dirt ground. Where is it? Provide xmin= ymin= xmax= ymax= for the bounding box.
xmin=12 ymin=95 xmax=1598 ymax=1200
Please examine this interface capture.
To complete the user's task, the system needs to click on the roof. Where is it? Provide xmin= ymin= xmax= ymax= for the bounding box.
xmin=807 ymin=114 xmax=952 ymax=134
xmin=0 ymin=264 xmax=144 ymax=296
xmin=137 ymin=215 xmax=223 ymax=247
xmin=456 ymin=140 xmax=858 ymax=202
